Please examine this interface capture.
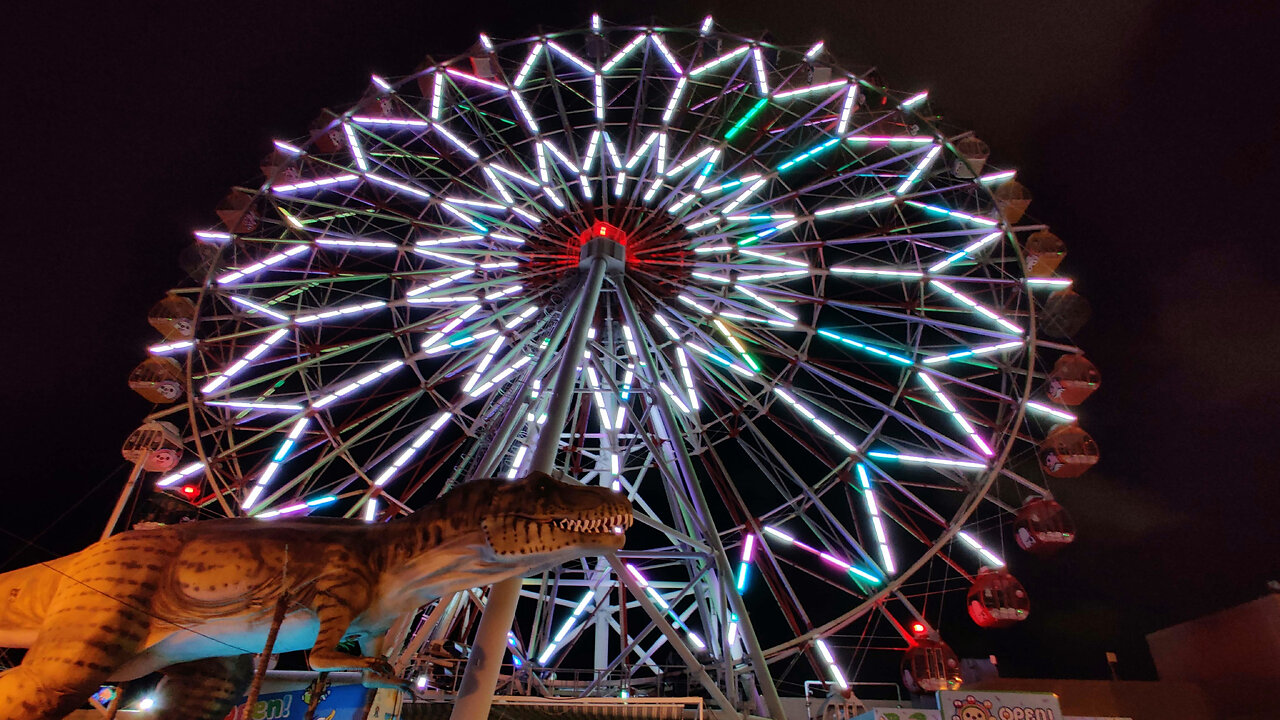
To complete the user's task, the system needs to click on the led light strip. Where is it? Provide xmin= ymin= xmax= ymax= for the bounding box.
xmin=372 ymin=412 xmax=452 ymax=487
xmin=829 ymin=266 xmax=923 ymax=279
xmin=864 ymin=451 xmax=987 ymax=470
xmin=217 ymin=246 xmax=310 ymax=285
xmin=294 ymin=300 xmax=386 ymax=324
xmin=928 ymin=231 xmax=1003 ymax=272
xmin=771 ymin=387 xmax=858 ymax=454
xmin=1026 ymin=400 xmax=1077 ymax=422
xmin=814 ymin=194 xmax=895 ymax=218
xmin=929 ymin=280 xmax=1023 ymax=335
xmin=271 ymin=174 xmax=361 ymax=194
xmin=205 ymin=401 xmax=303 ymax=412
xmin=148 ymin=340 xmax=194 ymax=355
xmin=202 ymin=328 xmax=291 ymax=394
xmin=243 ymin=416 xmax=311 ymax=510
xmin=816 ymin=329 xmax=913 ymax=366
xmin=922 ymin=340 xmax=1022 ymax=365
xmin=736 ymin=534 xmax=755 ymax=591
xmin=538 ymin=589 xmax=598 ymax=664
xmin=625 ymin=564 xmax=707 ymax=650
xmin=316 ymin=237 xmax=398 ymax=250
xmin=815 ymin=639 xmax=849 ymax=690
xmin=894 ymin=145 xmax=942 ymax=195
xmin=918 ymin=371 xmax=993 ymax=456
xmin=957 ymin=530 xmax=1005 ymax=568
xmin=313 ymin=360 xmax=405 ymax=409
xmin=906 ymin=200 xmax=998 ymax=227
xmin=343 ymin=123 xmax=369 ymax=171
xmin=855 ymin=464 xmax=896 ymax=573
xmin=257 ymin=495 xmax=337 ymax=519
xmin=761 ymin=526 xmax=879 ymax=584
xmin=514 ymin=42 xmax=543 ymax=86
xmin=773 ymin=79 xmax=846 ymax=101
xmin=422 ymin=304 xmax=484 ymax=350
xmin=156 ymin=461 xmax=205 ymax=488
xmin=689 ymin=45 xmax=749 ymax=77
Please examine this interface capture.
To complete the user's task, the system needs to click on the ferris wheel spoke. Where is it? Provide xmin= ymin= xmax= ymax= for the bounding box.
xmin=732 ymin=417 xmax=886 ymax=578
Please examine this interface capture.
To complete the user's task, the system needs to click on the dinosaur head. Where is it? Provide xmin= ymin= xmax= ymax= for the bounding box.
xmin=373 ymin=473 xmax=633 ymax=618
xmin=480 ymin=472 xmax=632 ymax=562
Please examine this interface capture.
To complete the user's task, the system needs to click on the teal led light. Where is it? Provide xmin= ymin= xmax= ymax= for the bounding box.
xmin=817 ymin=329 xmax=913 ymax=365
xmin=777 ymin=137 xmax=840 ymax=172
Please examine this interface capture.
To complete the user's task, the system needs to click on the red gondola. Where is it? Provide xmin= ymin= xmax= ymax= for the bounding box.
xmin=901 ymin=637 xmax=962 ymax=693
xmin=147 ymin=294 xmax=197 ymax=340
xmin=215 ymin=190 xmax=258 ymax=233
xmin=967 ymin=567 xmax=1031 ymax=628
xmin=1023 ymin=230 xmax=1066 ymax=276
xmin=1015 ymin=496 xmax=1076 ymax=554
xmin=309 ymin=109 xmax=345 ymax=153
xmin=1047 ymin=353 xmax=1100 ymax=405
xmin=1039 ymin=423 xmax=1099 ymax=478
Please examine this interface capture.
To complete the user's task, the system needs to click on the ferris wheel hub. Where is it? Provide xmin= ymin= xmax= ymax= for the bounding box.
xmin=578 ymin=221 xmax=628 ymax=274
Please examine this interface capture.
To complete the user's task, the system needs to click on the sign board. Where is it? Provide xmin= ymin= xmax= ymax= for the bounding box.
xmin=365 ymin=688 xmax=403 ymax=720
xmin=228 ymin=684 xmax=369 ymax=720
xmin=851 ymin=710 xmax=942 ymax=720
xmin=937 ymin=691 xmax=1063 ymax=720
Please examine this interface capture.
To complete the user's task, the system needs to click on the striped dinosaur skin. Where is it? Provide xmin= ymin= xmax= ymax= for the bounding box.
xmin=0 ymin=472 xmax=631 ymax=719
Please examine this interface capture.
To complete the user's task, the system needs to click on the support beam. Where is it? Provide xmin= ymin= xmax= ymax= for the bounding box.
xmin=617 ymin=284 xmax=787 ymax=719
xmin=449 ymin=258 xmax=609 ymax=720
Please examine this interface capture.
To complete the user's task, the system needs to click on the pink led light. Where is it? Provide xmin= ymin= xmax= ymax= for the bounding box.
xmin=148 ymin=340 xmax=194 ymax=354
xmin=690 ymin=45 xmax=748 ymax=77
xmin=546 ymin=39 xmax=593 ymax=74
xmin=366 ymin=173 xmax=433 ymax=201
xmin=156 ymin=462 xmax=205 ymax=488
xmin=351 ymin=115 xmax=430 ymax=128
xmin=217 ymin=245 xmax=310 ymax=285
xmin=650 ymin=34 xmax=682 ymax=74
xmin=444 ymin=67 xmax=508 ymax=92
xmin=772 ymin=79 xmax=847 ymax=101
xmin=602 ymin=34 xmax=646 ymax=73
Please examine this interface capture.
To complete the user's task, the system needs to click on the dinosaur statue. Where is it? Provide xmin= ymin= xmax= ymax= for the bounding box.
xmin=0 ymin=471 xmax=632 ymax=720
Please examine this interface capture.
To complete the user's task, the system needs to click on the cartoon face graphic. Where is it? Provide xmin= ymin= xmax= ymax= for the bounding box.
xmin=951 ymin=695 xmax=995 ymax=720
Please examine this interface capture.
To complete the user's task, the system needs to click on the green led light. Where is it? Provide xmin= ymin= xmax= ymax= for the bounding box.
xmin=725 ymin=98 xmax=769 ymax=140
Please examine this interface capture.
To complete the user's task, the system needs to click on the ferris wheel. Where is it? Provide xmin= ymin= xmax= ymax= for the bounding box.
xmin=114 ymin=14 xmax=1101 ymax=710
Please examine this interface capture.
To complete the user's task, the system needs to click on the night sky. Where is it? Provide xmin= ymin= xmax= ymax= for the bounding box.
xmin=4 ymin=0 xmax=1278 ymax=684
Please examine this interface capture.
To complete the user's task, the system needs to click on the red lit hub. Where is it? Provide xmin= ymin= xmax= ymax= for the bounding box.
xmin=578 ymin=220 xmax=629 ymax=247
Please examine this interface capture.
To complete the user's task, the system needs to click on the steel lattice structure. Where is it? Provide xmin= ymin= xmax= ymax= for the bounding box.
xmin=119 ymin=15 xmax=1092 ymax=710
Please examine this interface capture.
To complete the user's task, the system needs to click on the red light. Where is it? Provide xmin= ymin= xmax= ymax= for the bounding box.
xmin=579 ymin=221 xmax=628 ymax=247
xmin=911 ymin=623 xmax=926 ymax=635
xmin=180 ymin=485 xmax=198 ymax=497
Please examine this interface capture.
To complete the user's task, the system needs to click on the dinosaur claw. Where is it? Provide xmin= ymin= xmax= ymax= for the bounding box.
xmin=360 ymin=658 xmax=403 ymax=689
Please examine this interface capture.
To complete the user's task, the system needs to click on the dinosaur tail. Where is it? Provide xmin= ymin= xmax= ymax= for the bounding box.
xmin=0 ymin=559 xmax=72 ymax=649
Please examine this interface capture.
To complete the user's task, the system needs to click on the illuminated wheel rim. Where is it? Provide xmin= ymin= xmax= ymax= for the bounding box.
xmin=139 ymin=16 xmax=1084 ymax=698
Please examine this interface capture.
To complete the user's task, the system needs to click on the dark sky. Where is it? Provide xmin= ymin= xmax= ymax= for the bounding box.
xmin=3 ymin=0 xmax=1278 ymax=684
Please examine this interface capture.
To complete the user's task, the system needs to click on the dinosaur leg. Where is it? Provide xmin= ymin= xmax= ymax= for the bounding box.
xmin=151 ymin=654 xmax=254 ymax=720
xmin=304 ymin=580 xmax=389 ymax=676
